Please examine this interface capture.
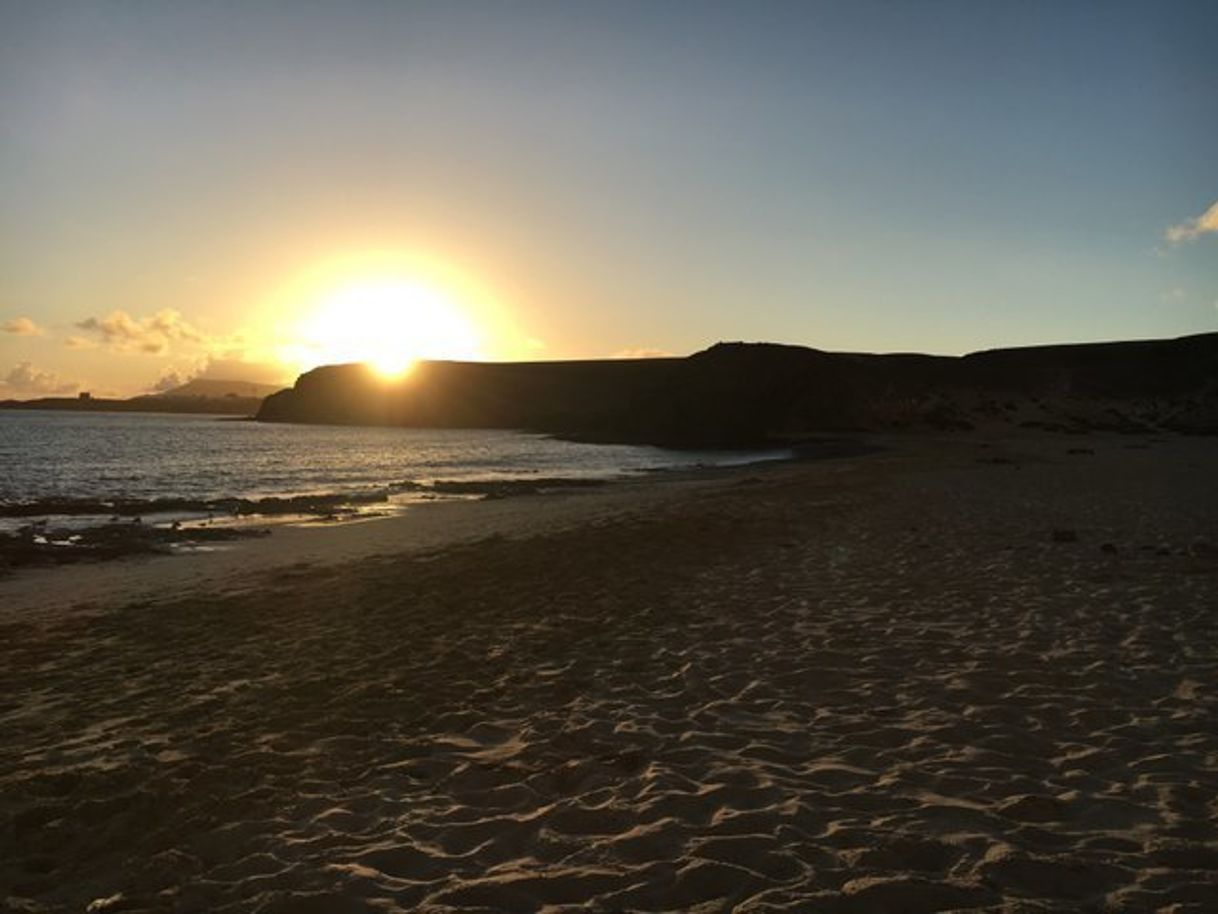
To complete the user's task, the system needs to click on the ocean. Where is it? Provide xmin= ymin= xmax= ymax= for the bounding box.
xmin=0 ymin=410 xmax=790 ymax=526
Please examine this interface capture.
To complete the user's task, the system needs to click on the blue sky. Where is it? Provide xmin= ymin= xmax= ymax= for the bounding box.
xmin=1 ymin=0 xmax=1215 ymax=395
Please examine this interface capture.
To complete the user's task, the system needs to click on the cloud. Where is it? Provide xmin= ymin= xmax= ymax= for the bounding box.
xmin=2 ymin=317 xmax=43 ymax=336
xmin=1166 ymin=200 xmax=1218 ymax=243
xmin=64 ymin=335 xmax=98 ymax=350
xmin=149 ymin=369 xmax=189 ymax=393
xmin=613 ymin=347 xmax=675 ymax=359
xmin=2 ymin=361 xmax=79 ymax=396
xmin=75 ymin=308 xmax=204 ymax=355
xmin=144 ymin=356 xmax=290 ymax=393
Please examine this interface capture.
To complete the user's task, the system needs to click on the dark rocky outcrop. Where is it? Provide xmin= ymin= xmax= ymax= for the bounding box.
xmin=256 ymin=333 xmax=1218 ymax=446
xmin=0 ymin=523 xmax=270 ymax=575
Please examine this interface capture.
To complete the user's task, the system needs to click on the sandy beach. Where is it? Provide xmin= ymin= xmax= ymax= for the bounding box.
xmin=2 ymin=432 xmax=1216 ymax=912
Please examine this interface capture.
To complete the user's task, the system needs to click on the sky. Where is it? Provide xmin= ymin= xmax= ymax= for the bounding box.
xmin=2 ymin=0 xmax=1216 ymax=397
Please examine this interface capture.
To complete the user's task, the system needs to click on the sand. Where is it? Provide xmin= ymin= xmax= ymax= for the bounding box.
xmin=2 ymin=433 xmax=1216 ymax=912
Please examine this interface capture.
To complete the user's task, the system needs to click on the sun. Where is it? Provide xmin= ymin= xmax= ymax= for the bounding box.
xmin=289 ymin=278 xmax=483 ymax=378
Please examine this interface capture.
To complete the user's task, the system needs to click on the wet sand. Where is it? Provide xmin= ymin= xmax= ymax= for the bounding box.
xmin=2 ymin=433 xmax=1216 ymax=912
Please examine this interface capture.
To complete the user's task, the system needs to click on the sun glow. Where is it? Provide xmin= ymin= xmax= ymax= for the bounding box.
xmin=286 ymin=277 xmax=483 ymax=378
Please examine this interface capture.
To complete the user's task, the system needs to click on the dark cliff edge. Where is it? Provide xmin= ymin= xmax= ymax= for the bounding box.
xmin=255 ymin=333 xmax=1218 ymax=447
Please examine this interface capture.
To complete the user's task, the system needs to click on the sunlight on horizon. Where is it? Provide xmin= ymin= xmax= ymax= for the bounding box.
xmin=275 ymin=261 xmax=488 ymax=379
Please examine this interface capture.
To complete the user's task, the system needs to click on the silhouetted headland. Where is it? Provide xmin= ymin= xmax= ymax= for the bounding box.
xmin=0 ymin=379 xmax=280 ymax=417
xmin=257 ymin=333 xmax=1218 ymax=446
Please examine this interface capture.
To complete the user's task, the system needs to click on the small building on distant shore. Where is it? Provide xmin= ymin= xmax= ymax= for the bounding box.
xmin=78 ymin=391 xmax=92 ymax=401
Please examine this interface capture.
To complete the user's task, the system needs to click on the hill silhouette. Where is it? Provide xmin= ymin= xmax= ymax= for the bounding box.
xmin=256 ymin=333 xmax=1218 ymax=446
xmin=1 ymin=378 xmax=277 ymax=416
xmin=152 ymin=378 xmax=282 ymax=400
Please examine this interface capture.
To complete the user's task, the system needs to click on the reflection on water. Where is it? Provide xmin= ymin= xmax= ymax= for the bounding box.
xmin=1 ymin=410 xmax=791 ymax=508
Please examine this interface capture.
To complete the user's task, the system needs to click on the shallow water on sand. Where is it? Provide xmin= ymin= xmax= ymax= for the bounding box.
xmin=0 ymin=410 xmax=788 ymax=510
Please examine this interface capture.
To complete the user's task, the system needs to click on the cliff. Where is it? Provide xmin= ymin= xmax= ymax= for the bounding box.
xmin=256 ymin=333 xmax=1218 ymax=446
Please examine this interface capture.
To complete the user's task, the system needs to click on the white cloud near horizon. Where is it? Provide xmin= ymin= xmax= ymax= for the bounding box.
xmin=146 ymin=356 xmax=290 ymax=393
xmin=1166 ymin=200 xmax=1218 ymax=243
xmin=75 ymin=308 xmax=204 ymax=355
xmin=149 ymin=369 xmax=190 ymax=393
xmin=2 ymin=361 xmax=79 ymax=396
xmin=2 ymin=317 xmax=43 ymax=336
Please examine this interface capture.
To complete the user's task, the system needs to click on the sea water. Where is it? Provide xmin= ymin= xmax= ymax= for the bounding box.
xmin=0 ymin=410 xmax=790 ymax=518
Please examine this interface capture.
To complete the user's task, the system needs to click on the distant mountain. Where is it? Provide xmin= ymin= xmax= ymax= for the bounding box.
xmin=152 ymin=378 xmax=283 ymax=399
xmin=255 ymin=333 xmax=1218 ymax=446
xmin=1 ymin=378 xmax=286 ymax=417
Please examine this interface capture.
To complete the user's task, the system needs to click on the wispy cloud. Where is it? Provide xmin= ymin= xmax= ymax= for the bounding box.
xmin=2 ymin=317 xmax=43 ymax=336
xmin=74 ymin=309 xmax=204 ymax=355
xmin=149 ymin=369 xmax=189 ymax=393
xmin=1 ymin=361 xmax=79 ymax=396
xmin=64 ymin=336 xmax=98 ymax=350
xmin=146 ymin=356 xmax=289 ymax=393
xmin=1166 ymin=200 xmax=1218 ymax=243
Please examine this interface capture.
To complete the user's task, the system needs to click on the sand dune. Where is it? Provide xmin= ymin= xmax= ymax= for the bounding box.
xmin=2 ymin=434 xmax=1216 ymax=912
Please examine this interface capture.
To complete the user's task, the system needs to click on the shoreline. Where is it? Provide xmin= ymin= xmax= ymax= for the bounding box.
xmin=3 ymin=430 xmax=1216 ymax=911
xmin=0 ymin=443 xmax=842 ymax=622
xmin=0 ymin=436 xmax=859 ymax=609
xmin=0 ymin=429 xmax=1202 ymax=622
